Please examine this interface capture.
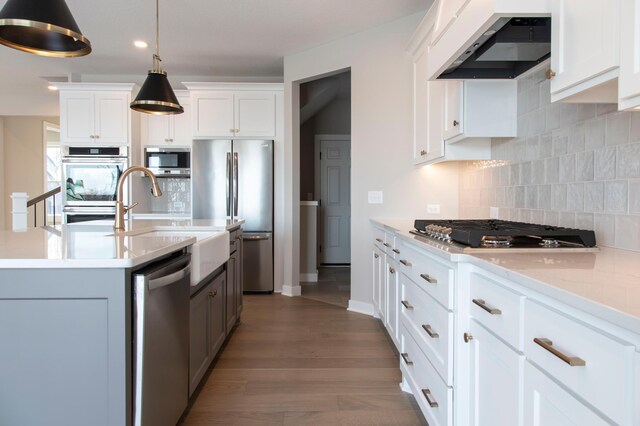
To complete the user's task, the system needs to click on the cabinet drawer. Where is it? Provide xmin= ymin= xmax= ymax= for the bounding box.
xmin=397 ymin=240 xmax=454 ymax=309
xmin=400 ymin=322 xmax=453 ymax=426
xmin=400 ymin=272 xmax=453 ymax=385
xmin=373 ymin=227 xmax=386 ymax=251
xmin=524 ymin=300 xmax=635 ymax=425
xmin=470 ymin=272 xmax=524 ymax=351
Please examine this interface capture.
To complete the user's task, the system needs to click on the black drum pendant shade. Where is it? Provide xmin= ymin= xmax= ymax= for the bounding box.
xmin=0 ymin=0 xmax=91 ymax=57
xmin=130 ymin=0 xmax=183 ymax=115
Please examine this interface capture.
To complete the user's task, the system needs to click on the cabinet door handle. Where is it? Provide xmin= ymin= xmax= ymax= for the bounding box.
xmin=533 ymin=337 xmax=585 ymax=367
xmin=208 ymin=289 xmax=217 ymax=298
xmin=420 ymin=273 xmax=438 ymax=284
xmin=374 ymin=254 xmax=379 ymax=259
xmin=401 ymin=300 xmax=413 ymax=310
xmin=90 ymin=135 xmax=95 ymax=139
xmin=464 ymin=332 xmax=473 ymax=343
xmin=375 ymin=238 xmax=383 ymax=243
xmin=422 ymin=324 xmax=439 ymax=338
xmin=383 ymin=242 xmax=392 ymax=248
xmin=546 ymin=69 xmax=556 ymax=80
xmin=399 ymin=259 xmax=411 ymax=266
xmin=453 ymin=120 xmax=459 ymax=127
xmin=392 ymin=249 xmax=401 ymax=254
xmin=420 ymin=149 xmax=427 ymax=156
xmin=95 ymin=135 xmax=100 ymax=138
xmin=421 ymin=388 xmax=439 ymax=408
xmin=401 ymin=352 xmax=413 ymax=366
xmin=472 ymin=299 xmax=502 ymax=315
xmin=230 ymin=128 xmax=235 ymax=134
xmin=388 ymin=267 xmax=396 ymax=274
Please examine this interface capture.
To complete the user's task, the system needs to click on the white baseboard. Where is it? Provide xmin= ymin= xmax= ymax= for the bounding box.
xmin=347 ymin=300 xmax=374 ymax=316
xmin=399 ymin=377 xmax=412 ymax=394
xmin=299 ymin=272 xmax=318 ymax=282
xmin=281 ymin=285 xmax=302 ymax=297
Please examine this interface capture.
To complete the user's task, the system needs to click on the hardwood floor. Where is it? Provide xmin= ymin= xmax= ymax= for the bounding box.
xmin=180 ymin=294 xmax=427 ymax=425
xmin=301 ymin=267 xmax=351 ymax=308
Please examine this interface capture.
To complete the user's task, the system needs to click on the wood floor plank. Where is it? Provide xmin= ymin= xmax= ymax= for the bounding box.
xmin=179 ymin=294 xmax=426 ymax=425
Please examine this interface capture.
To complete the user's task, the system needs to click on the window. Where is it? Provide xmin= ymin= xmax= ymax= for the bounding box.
xmin=43 ymin=122 xmax=62 ymax=224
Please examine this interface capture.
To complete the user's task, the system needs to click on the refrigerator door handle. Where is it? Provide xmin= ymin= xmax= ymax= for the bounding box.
xmin=233 ymin=152 xmax=239 ymax=217
xmin=226 ymin=152 xmax=231 ymax=217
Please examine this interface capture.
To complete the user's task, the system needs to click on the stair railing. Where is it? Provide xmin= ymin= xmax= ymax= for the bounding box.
xmin=25 ymin=187 xmax=61 ymax=227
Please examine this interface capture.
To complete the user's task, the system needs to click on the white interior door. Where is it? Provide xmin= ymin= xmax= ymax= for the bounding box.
xmin=318 ymin=138 xmax=351 ymax=265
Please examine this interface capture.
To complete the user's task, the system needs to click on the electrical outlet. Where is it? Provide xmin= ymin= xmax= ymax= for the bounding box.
xmin=490 ymin=206 xmax=499 ymax=219
xmin=368 ymin=191 xmax=383 ymax=204
xmin=427 ymin=204 xmax=441 ymax=214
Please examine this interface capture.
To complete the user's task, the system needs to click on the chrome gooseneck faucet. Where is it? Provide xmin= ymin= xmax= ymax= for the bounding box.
xmin=114 ymin=165 xmax=162 ymax=230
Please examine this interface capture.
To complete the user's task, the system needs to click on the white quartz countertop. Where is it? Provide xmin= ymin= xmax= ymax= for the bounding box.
xmin=372 ymin=218 xmax=640 ymax=333
xmin=0 ymin=218 xmax=244 ymax=269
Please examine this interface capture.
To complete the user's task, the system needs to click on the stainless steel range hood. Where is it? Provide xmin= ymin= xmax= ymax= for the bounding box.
xmin=438 ymin=17 xmax=551 ymax=79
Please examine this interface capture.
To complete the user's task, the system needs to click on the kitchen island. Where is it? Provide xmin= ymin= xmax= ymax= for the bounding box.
xmin=0 ymin=219 xmax=243 ymax=426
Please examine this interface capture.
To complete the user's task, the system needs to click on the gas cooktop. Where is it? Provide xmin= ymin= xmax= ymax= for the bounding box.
xmin=411 ymin=219 xmax=597 ymax=249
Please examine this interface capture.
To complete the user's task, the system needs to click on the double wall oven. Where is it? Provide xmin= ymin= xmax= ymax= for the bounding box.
xmin=62 ymin=147 xmax=128 ymax=224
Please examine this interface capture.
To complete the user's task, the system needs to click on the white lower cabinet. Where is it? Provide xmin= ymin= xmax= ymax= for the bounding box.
xmin=372 ymin=247 xmax=384 ymax=318
xmin=385 ymin=257 xmax=400 ymax=348
xmin=468 ymin=319 xmax=524 ymax=426
xmin=523 ymin=361 xmax=609 ymax=426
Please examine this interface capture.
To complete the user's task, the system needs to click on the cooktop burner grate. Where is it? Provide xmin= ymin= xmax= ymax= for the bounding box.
xmin=413 ymin=219 xmax=597 ymax=248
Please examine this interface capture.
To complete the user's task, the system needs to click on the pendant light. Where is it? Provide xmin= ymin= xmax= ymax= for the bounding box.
xmin=130 ymin=0 xmax=183 ymax=115
xmin=0 ymin=0 xmax=91 ymax=57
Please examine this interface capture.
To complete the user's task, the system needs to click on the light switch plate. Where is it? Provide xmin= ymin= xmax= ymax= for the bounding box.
xmin=427 ymin=204 xmax=441 ymax=214
xmin=368 ymin=191 xmax=383 ymax=204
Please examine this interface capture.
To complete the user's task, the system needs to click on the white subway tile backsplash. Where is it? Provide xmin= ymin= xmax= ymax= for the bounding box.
xmin=606 ymin=112 xmax=631 ymax=146
xmin=585 ymin=117 xmax=606 ymax=150
xmin=459 ymin=66 xmax=640 ymax=252
xmin=594 ymin=214 xmax=616 ymax=247
xmin=567 ymin=183 xmax=584 ymax=212
xmin=614 ymin=215 xmax=640 ymax=251
xmin=629 ymin=179 xmax=640 ymax=214
xmin=604 ymin=180 xmax=628 ymax=213
xmin=575 ymin=151 xmax=594 ymax=181
xmin=584 ymin=181 xmax=605 ymax=213
xmin=616 ymin=143 xmax=640 ymax=179
xmin=552 ymin=184 xmax=567 ymax=211
xmin=545 ymin=157 xmax=559 ymax=183
xmin=559 ymin=154 xmax=576 ymax=183
xmin=594 ymin=147 xmax=616 ymax=181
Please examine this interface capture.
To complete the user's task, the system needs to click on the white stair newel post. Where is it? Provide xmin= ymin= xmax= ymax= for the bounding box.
xmin=11 ymin=192 xmax=29 ymax=231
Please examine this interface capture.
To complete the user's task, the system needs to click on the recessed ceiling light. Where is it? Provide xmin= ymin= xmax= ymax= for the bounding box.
xmin=47 ymin=85 xmax=58 ymax=91
xmin=134 ymin=40 xmax=148 ymax=49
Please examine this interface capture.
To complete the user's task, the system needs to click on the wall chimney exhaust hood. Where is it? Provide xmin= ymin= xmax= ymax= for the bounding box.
xmin=438 ymin=17 xmax=551 ymax=79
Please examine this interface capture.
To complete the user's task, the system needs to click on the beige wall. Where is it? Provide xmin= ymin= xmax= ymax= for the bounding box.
xmin=284 ymin=13 xmax=460 ymax=305
xmin=2 ymin=116 xmax=59 ymax=230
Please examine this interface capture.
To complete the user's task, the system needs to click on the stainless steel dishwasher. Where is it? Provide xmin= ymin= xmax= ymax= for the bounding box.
xmin=133 ymin=253 xmax=191 ymax=426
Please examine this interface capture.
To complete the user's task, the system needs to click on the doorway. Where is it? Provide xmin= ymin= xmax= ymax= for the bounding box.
xmin=297 ymin=71 xmax=351 ymax=307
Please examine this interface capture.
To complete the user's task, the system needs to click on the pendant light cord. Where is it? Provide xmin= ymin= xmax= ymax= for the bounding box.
xmin=155 ymin=0 xmax=159 ymax=59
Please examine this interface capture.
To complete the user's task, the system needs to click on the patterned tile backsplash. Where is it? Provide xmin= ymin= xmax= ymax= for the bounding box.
xmin=147 ymin=178 xmax=191 ymax=214
xmin=459 ymin=65 xmax=640 ymax=251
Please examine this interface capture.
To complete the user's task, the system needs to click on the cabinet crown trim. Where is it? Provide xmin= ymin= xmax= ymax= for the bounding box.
xmin=56 ymin=83 xmax=136 ymax=92
xmin=183 ymin=82 xmax=284 ymax=91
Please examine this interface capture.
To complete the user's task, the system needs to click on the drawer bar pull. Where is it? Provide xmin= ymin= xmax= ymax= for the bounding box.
xmin=376 ymin=238 xmax=383 ymax=243
xmin=533 ymin=337 xmax=586 ymax=367
xmin=400 ymin=352 xmax=413 ymax=366
xmin=421 ymin=388 xmax=439 ymax=408
xmin=472 ymin=299 xmax=502 ymax=315
xmin=393 ymin=248 xmax=401 ymax=254
xmin=383 ymin=242 xmax=392 ymax=248
xmin=422 ymin=324 xmax=439 ymax=338
xmin=399 ymin=259 xmax=412 ymax=266
xmin=420 ymin=273 xmax=438 ymax=284
xmin=401 ymin=300 xmax=414 ymax=310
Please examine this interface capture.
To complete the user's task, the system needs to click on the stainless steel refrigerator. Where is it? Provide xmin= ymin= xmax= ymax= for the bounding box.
xmin=192 ymin=139 xmax=274 ymax=292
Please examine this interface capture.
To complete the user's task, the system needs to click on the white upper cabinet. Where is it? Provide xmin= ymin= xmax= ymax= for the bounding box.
xmin=444 ymin=80 xmax=517 ymax=144
xmin=142 ymin=93 xmax=192 ymax=146
xmin=186 ymin=83 xmax=282 ymax=139
xmin=59 ymin=84 xmax=133 ymax=146
xmin=618 ymin=0 xmax=640 ymax=110
xmin=550 ymin=0 xmax=621 ymax=103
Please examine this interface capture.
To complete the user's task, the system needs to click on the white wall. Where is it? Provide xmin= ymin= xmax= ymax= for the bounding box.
xmin=283 ymin=13 xmax=460 ymax=308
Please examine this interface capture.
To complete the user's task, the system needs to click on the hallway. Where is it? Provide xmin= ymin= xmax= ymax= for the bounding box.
xmin=180 ymin=294 xmax=426 ymax=425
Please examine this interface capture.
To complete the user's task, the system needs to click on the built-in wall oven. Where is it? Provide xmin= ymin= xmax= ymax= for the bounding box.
xmin=62 ymin=146 xmax=128 ymax=223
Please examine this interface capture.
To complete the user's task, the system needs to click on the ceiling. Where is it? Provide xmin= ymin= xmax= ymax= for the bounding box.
xmin=0 ymin=0 xmax=430 ymax=97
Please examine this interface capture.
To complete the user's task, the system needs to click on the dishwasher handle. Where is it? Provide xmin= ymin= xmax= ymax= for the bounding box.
xmin=243 ymin=235 xmax=270 ymax=241
xmin=147 ymin=257 xmax=191 ymax=291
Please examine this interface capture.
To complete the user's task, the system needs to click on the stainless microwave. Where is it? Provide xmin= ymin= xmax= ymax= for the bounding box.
xmin=144 ymin=147 xmax=190 ymax=177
